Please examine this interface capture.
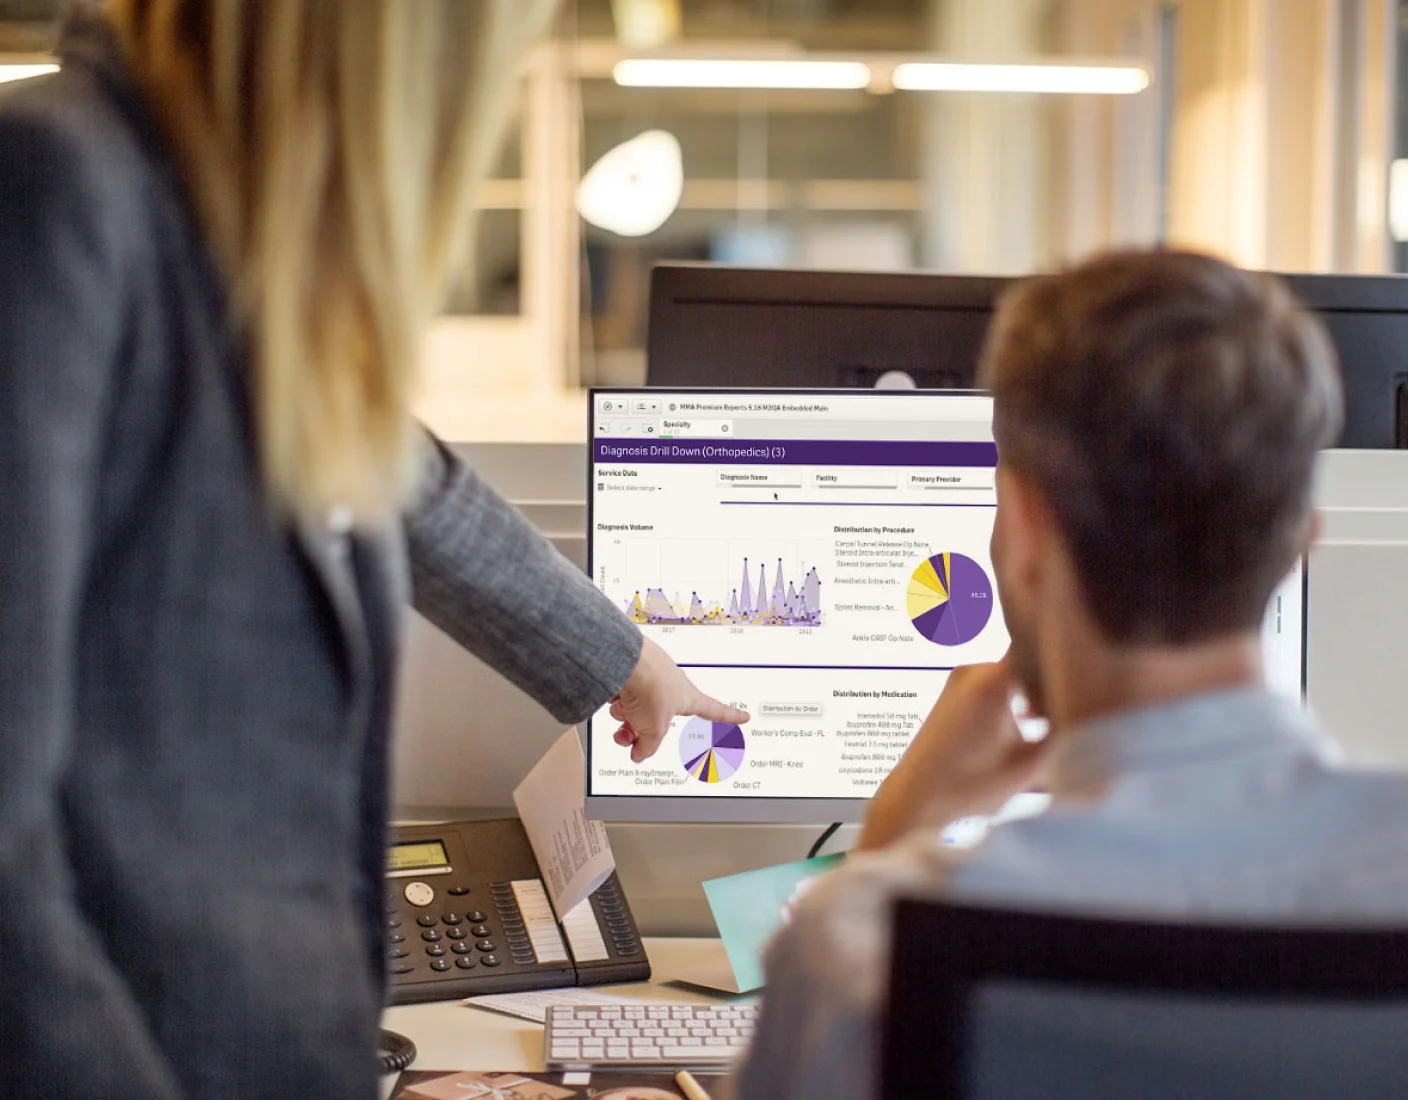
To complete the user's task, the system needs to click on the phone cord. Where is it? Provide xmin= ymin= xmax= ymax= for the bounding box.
xmin=379 ymin=1029 xmax=418 ymax=1075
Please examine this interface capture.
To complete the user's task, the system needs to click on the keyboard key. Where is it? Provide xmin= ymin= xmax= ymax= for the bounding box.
xmin=659 ymin=1046 xmax=716 ymax=1061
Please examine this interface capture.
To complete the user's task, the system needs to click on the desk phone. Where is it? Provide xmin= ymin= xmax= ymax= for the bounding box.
xmin=384 ymin=818 xmax=649 ymax=1005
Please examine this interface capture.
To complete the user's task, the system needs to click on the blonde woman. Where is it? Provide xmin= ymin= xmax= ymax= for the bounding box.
xmin=0 ymin=3 xmax=743 ymax=1096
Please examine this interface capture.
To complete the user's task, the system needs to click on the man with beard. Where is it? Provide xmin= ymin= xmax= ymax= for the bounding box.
xmin=724 ymin=249 xmax=1408 ymax=1100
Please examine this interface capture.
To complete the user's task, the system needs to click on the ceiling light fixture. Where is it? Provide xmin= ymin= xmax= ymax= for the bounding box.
xmin=892 ymin=62 xmax=1149 ymax=95
xmin=613 ymin=58 xmax=871 ymax=90
xmin=576 ymin=130 xmax=684 ymax=238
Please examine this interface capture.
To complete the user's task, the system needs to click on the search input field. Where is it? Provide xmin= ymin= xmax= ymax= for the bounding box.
xmin=660 ymin=419 xmax=734 ymax=438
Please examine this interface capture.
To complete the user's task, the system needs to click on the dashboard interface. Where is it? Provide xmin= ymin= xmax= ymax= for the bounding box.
xmin=586 ymin=389 xmax=1305 ymax=812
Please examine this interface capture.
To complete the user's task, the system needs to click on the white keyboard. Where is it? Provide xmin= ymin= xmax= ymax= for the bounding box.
xmin=543 ymin=1002 xmax=758 ymax=1069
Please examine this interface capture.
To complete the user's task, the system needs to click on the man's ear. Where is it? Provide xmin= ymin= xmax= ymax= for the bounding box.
xmin=994 ymin=467 xmax=1050 ymax=592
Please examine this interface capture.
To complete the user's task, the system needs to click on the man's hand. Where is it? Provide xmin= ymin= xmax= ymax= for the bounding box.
xmin=611 ymin=638 xmax=750 ymax=763
xmin=858 ymin=660 xmax=1052 ymax=852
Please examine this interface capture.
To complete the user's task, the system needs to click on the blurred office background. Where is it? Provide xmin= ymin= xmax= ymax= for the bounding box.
xmin=5 ymin=0 xmax=1408 ymax=439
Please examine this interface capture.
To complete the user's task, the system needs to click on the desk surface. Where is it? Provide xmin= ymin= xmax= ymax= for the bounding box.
xmin=381 ymin=938 xmax=740 ymax=1076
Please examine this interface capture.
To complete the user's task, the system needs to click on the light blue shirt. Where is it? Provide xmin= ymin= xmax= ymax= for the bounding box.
xmin=727 ymin=689 xmax=1408 ymax=1100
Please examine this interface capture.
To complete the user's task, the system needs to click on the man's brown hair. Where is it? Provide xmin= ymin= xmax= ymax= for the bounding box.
xmin=979 ymin=249 xmax=1344 ymax=644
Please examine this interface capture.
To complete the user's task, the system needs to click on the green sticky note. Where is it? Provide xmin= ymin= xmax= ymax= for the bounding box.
xmin=702 ymin=853 xmax=845 ymax=993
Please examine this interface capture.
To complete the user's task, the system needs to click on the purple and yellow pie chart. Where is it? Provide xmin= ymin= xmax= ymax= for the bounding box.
xmin=679 ymin=719 xmax=746 ymax=784
xmin=907 ymin=552 xmax=994 ymax=646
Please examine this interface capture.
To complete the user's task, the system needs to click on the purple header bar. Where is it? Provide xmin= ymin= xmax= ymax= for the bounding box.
xmin=594 ymin=439 xmax=997 ymax=467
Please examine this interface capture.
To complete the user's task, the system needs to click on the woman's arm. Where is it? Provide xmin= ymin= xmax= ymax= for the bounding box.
xmin=0 ymin=108 xmax=184 ymax=1098
xmin=404 ymin=436 xmax=747 ymax=758
xmin=404 ymin=434 xmax=643 ymax=724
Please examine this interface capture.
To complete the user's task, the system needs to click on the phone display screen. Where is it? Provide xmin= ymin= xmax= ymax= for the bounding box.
xmin=386 ymin=840 xmax=449 ymax=873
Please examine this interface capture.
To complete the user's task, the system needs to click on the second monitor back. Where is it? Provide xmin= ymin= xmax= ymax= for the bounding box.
xmin=646 ymin=262 xmax=1408 ymax=448
xmin=647 ymin=264 xmax=1004 ymax=392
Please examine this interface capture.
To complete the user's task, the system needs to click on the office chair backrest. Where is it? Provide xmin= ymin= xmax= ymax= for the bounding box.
xmin=883 ymin=900 xmax=1408 ymax=1100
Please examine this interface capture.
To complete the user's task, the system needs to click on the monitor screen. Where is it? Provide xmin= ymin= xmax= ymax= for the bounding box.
xmin=585 ymin=388 xmax=1306 ymax=823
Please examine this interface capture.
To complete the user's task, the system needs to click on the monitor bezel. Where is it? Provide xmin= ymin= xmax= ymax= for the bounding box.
xmin=582 ymin=385 xmax=1311 ymax=824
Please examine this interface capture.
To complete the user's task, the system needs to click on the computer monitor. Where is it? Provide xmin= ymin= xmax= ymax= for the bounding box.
xmin=1277 ymin=274 xmax=1408 ymax=449
xmin=647 ymin=264 xmax=1408 ymax=448
xmin=647 ymin=264 xmax=1004 ymax=391
xmin=584 ymin=388 xmax=1306 ymax=823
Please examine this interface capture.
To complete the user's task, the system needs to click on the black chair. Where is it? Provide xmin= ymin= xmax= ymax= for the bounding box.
xmin=883 ymin=900 xmax=1408 ymax=1100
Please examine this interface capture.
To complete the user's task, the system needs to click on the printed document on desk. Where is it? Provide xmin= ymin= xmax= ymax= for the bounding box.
xmin=464 ymin=987 xmax=656 ymax=1024
xmin=513 ymin=728 xmax=616 ymax=920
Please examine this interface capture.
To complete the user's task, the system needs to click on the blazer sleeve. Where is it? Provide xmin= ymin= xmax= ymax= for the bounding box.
xmin=0 ymin=113 xmax=185 ymax=1097
xmin=405 ymin=433 xmax=644 ymax=724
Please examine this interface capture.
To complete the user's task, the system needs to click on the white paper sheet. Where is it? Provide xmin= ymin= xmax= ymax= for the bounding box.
xmin=464 ymin=987 xmax=655 ymax=1024
xmin=512 ymin=727 xmax=616 ymax=920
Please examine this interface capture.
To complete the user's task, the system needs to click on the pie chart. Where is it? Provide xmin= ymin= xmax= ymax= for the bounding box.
xmin=907 ymin=552 xmax=994 ymax=646
xmin=679 ymin=718 xmax=746 ymax=784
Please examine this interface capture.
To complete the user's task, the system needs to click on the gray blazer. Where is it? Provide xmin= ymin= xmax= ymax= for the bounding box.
xmin=0 ymin=16 xmax=641 ymax=1100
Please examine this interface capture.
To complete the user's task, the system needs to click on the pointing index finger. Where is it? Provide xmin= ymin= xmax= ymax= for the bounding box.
xmin=687 ymin=692 xmax=750 ymax=725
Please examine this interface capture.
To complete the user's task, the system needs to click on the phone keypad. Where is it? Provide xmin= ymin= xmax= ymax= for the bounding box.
xmin=385 ymin=885 xmax=511 ymax=977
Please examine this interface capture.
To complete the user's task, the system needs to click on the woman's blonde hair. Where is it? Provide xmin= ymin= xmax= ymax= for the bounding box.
xmin=106 ymin=0 xmax=558 ymax=523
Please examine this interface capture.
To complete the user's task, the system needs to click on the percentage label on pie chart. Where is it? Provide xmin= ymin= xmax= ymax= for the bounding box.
xmin=680 ymin=719 xmax=746 ymax=784
xmin=907 ymin=552 xmax=994 ymax=646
